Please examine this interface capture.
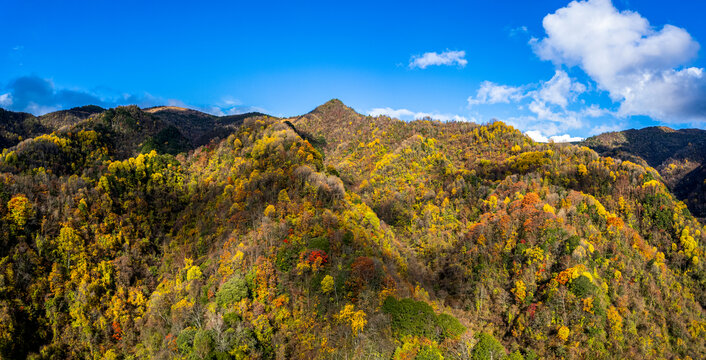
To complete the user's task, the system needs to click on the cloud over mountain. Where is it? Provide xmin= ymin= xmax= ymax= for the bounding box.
xmin=533 ymin=0 xmax=706 ymax=123
xmin=0 ymin=76 xmax=104 ymax=115
xmin=368 ymin=107 xmax=470 ymax=122
xmin=467 ymin=82 xmax=525 ymax=106
xmin=0 ymin=75 xmax=264 ymax=117
xmin=0 ymin=75 xmax=169 ymax=115
xmin=468 ymin=70 xmax=590 ymax=140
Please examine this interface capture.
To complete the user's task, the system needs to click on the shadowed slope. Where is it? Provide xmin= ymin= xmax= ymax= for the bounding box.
xmin=582 ymin=126 xmax=706 ymax=219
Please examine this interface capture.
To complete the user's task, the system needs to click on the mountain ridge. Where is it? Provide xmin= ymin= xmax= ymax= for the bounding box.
xmin=582 ymin=126 xmax=706 ymax=220
xmin=0 ymin=100 xmax=705 ymax=359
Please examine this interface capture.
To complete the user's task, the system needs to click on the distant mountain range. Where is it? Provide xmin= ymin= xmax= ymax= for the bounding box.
xmin=0 ymin=105 xmax=265 ymax=175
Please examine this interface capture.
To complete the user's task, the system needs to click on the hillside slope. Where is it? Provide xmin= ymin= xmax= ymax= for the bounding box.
xmin=582 ymin=126 xmax=706 ymax=220
xmin=0 ymin=100 xmax=704 ymax=359
xmin=0 ymin=106 xmax=265 ymax=176
xmin=145 ymin=106 xmax=265 ymax=147
xmin=0 ymin=106 xmax=104 ymax=150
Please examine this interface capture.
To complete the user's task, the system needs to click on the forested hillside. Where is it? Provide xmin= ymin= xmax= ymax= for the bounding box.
xmin=582 ymin=127 xmax=706 ymax=221
xmin=0 ymin=100 xmax=705 ymax=359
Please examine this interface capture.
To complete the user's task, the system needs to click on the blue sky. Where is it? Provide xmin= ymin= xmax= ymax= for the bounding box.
xmin=2 ymin=0 xmax=706 ymax=141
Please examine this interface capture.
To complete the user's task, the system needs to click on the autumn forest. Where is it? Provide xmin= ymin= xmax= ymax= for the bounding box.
xmin=0 ymin=100 xmax=705 ymax=359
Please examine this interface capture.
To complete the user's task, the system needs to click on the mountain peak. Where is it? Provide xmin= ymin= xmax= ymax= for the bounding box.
xmin=143 ymin=106 xmax=194 ymax=114
xmin=310 ymin=99 xmax=357 ymax=116
xmin=322 ymin=98 xmax=346 ymax=107
xmin=655 ymin=125 xmax=676 ymax=133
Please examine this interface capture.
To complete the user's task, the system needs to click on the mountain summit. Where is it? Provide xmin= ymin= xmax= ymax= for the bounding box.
xmin=308 ymin=98 xmax=357 ymax=117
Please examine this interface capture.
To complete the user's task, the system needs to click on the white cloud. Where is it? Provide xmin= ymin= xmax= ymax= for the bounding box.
xmin=581 ymin=104 xmax=613 ymax=118
xmin=469 ymin=70 xmax=588 ymax=134
xmin=415 ymin=112 xmax=470 ymax=122
xmin=527 ymin=100 xmax=573 ymax=123
xmin=525 ymin=130 xmax=583 ymax=143
xmin=535 ymin=70 xmax=585 ymax=108
xmin=533 ymin=0 xmax=706 ymax=122
xmin=467 ymin=81 xmax=525 ymax=106
xmin=200 ymin=104 xmax=267 ymax=116
xmin=24 ymin=102 xmax=61 ymax=115
xmin=368 ymin=107 xmax=415 ymax=118
xmin=0 ymin=93 xmax=12 ymax=107
xmin=466 ymin=0 xmax=705 ymax=140
xmin=525 ymin=130 xmax=548 ymax=142
xmin=509 ymin=26 xmax=529 ymax=37
xmin=589 ymin=123 xmax=624 ymax=135
xmin=409 ymin=50 xmax=467 ymax=69
xmin=469 ymin=70 xmax=585 ymax=110
xmin=506 ymin=110 xmax=582 ymax=138
xmin=368 ymin=107 xmax=470 ymax=122
xmin=549 ymin=134 xmax=584 ymax=142
xmin=525 ymin=71 xmax=588 ymax=133
xmin=0 ymin=75 xmax=266 ymax=116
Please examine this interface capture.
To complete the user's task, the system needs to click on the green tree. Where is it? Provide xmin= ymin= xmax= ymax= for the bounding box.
xmin=216 ymin=275 xmax=249 ymax=307
xmin=472 ymin=332 xmax=506 ymax=360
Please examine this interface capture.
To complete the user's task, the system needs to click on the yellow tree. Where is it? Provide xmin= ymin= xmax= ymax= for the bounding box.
xmin=6 ymin=194 xmax=33 ymax=231
xmin=336 ymin=304 xmax=367 ymax=337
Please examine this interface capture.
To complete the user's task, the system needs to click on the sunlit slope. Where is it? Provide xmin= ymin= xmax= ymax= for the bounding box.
xmin=0 ymin=101 xmax=703 ymax=359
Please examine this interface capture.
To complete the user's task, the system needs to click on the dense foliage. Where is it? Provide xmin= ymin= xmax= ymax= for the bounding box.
xmin=582 ymin=126 xmax=706 ymax=221
xmin=0 ymin=100 xmax=704 ymax=359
